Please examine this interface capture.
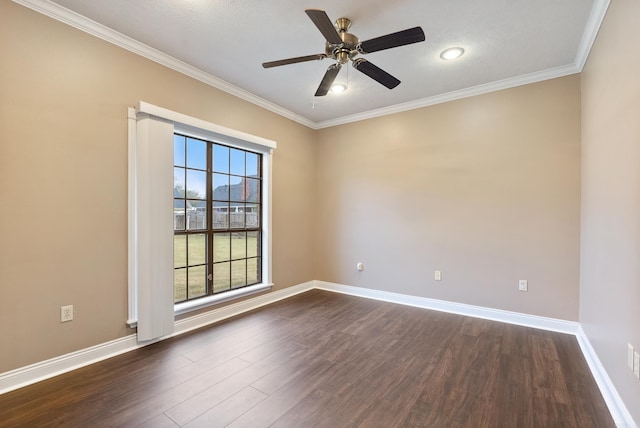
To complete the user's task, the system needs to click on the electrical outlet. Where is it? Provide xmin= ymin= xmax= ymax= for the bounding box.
xmin=356 ymin=262 xmax=364 ymax=271
xmin=518 ymin=280 xmax=528 ymax=292
xmin=61 ymin=305 xmax=73 ymax=323
xmin=434 ymin=271 xmax=442 ymax=281
xmin=628 ymin=343 xmax=635 ymax=371
xmin=634 ymin=352 xmax=640 ymax=379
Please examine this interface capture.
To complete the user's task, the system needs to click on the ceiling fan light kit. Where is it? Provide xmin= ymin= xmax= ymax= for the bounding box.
xmin=262 ymin=9 xmax=426 ymax=97
xmin=440 ymin=47 xmax=465 ymax=60
xmin=330 ymin=83 xmax=347 ymax=94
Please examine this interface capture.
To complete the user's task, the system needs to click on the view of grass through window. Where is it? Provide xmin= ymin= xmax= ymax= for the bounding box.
xmin=173 ymin=134 xmax=262 ymax=303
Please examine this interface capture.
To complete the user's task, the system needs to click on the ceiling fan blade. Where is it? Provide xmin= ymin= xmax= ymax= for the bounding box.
xmin=305 ymin=9 xmax=343 ymax=45
xmin=315 ymin=64 xmax=342 ymax=96
xmin=358 ymin=27 xmax=425 ymax=54
xmin=352 ymin=59 xmax=400 ymax=89
xmin=262 ymin=54 xmax=327 ymax=68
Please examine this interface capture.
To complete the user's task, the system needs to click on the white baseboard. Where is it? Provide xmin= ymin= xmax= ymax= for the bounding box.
xmin=576 ymin=326 xmax=637 ymax=428
xmin=314 ymin=281 xmax=580 ymax=334
xmin=1 ymin=280 xmax=635 ymax=428
xmin=0 ymin=334 xmax=138 ymax=395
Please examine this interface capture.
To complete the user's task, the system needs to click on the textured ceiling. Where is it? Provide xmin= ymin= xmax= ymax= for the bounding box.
xmin=20 ymin=0 xmax=607 ymax=128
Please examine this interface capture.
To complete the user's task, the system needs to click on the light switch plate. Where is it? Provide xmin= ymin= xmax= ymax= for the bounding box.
xmin=634 ymin=352 xmax=640 ymax=378
xmin=628 ymin=343 xmax=635 ymax=370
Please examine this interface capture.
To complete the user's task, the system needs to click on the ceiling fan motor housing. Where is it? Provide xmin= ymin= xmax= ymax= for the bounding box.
xmin=325 ymin=18 xmax=359 ymax=64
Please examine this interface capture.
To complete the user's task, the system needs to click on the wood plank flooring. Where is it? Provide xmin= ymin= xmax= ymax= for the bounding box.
xmin=0 ymin=290 xmax=615 ymax=427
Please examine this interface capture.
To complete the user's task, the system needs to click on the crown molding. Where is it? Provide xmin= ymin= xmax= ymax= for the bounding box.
xmin=11 ymin=0 xmax=316 ymax=129
xmin=575 ymin=0 xmax=611 ymax=71
xmin=312 ymin=64 xmax=580 ymax=129
xmin=13 ymin=0 xmax=609 ymax=131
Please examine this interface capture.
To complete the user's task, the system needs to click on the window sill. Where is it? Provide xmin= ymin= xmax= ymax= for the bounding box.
xmin=174 ymin=283 xmax=273 ymax=317
xmin=126 ymin=283 xmax=273 ymax=329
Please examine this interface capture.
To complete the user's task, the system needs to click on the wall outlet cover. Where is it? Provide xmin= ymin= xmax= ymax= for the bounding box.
xmin=61 ymin=305 xmax=74 ymax=323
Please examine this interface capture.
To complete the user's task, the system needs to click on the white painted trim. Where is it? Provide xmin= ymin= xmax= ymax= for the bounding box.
xmin=12 ymin=0 xmax=609 ymax=131
xmin=575 ymin=0 xmax=611 ymax=71
xmin=136 ymin=101 xmax=277 ymax=151
xmin=0 ymin=335 xmax=138 ymax=395
xmin=314 ymin=281 xmax=579 ymax=334
xmin=127 ymin=108 xmax=138 ymax=327
xmin=576 ymin=326 xmax=637 ymax=428
xmin=312 ymin=65 xmax=579 ymax=130
xmin=174 ymin=283 xmax=273 ymax=316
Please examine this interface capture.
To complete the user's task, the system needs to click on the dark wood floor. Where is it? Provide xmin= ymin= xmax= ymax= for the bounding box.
xmin=0 ymin=290 xmax=614 ymax=427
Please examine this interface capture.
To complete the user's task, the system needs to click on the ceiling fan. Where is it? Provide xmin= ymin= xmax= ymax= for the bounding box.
xmin=262 ymin=9 xmax=426 ymax=96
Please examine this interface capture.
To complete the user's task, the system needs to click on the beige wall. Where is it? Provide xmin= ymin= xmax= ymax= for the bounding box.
xmin=580 ymin=0 xmax=640 ymax=422
xmin=315 ymin=76 xmax=582 ymax=320
xmin=0 ymin=2 xmax=316 ymax=372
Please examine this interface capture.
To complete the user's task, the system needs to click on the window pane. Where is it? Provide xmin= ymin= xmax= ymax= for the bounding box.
xmin=246 ymin=152 xmax=259 ymax=177
xmin=247 ymin=257 xmax=261 ymax=285
xmin=230 ymin=207 xmax=245 ymax=229
xmin=187 ymin=138 xmax=206 ymax=170
xmin=188 ymin=266 xmax=207 ymax=298
xmin=213 ymin=232 xmax=230 ymax=262
xmin=247 ymin=231 xmax=260 ymax=258
xmin=213 ymin=262 xmax=230 ymax=293
xmin=188 ymin=234 xmax=206 ymax=265
xmin=186 ymin=200 xmax=207 ymax=230
xmin=229 ymin=175 xmax=243 ymax=201
xmin=213 ymin=202 xmax=229 ymax=229
xmin=213 ymin=144 xmax=229 ymax=173
xmin=174 ymin=135 xmax=185 ymax=167
xmin=186 ymin=170 xmax=206 ymax=200
xmin=174 ymin=200 xmax=186 ymax=231
xmin=246 ymin=203 xmax=260 ymax=228
xmin=174 ymin=268 xmax=187 ymax=302
xmin=230 ymin=148 xmax=245 ymax=176
xmin=174 ymin=235 xmax=187 ymax=268
xmin=245 ymin=178 xmax=260 ymax=203
xmin=174 ymin=167 xmax=185 ymax=198
xmin=213 ymin=173 xmax=229 ymax=200
xmin=231 ymin=232 xmax=247 ymax=259
xmin=231 ymin=259 xmax=246 ymax=288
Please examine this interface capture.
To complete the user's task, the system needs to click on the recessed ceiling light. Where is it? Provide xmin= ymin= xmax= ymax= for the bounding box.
xmin=440 ymin=47 xmax=465 ymax=60
xmin=330 ymin=83 xmax=347 ymax=94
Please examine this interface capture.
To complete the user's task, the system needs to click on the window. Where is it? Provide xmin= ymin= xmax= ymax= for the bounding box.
xmin=128 ymin=101 xmax=276 ymax=340
xmin=173 ymin=134 xmax=263 ymax=303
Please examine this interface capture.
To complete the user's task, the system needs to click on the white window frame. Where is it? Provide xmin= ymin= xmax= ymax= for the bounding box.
xmin=128 ymin=102 xmax=276 ymax=341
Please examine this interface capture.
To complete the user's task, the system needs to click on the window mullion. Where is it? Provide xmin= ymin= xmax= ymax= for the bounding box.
xmin=207 ymin=142 xmax=213 ymax=297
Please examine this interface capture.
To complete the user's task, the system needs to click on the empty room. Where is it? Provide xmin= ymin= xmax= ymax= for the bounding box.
xmin=0 ymin=0 xmax=639 ymax=426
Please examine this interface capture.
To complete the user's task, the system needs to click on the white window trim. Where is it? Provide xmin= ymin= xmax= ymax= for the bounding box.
xmin=127 ymin=102 xmax=276 ymax=339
